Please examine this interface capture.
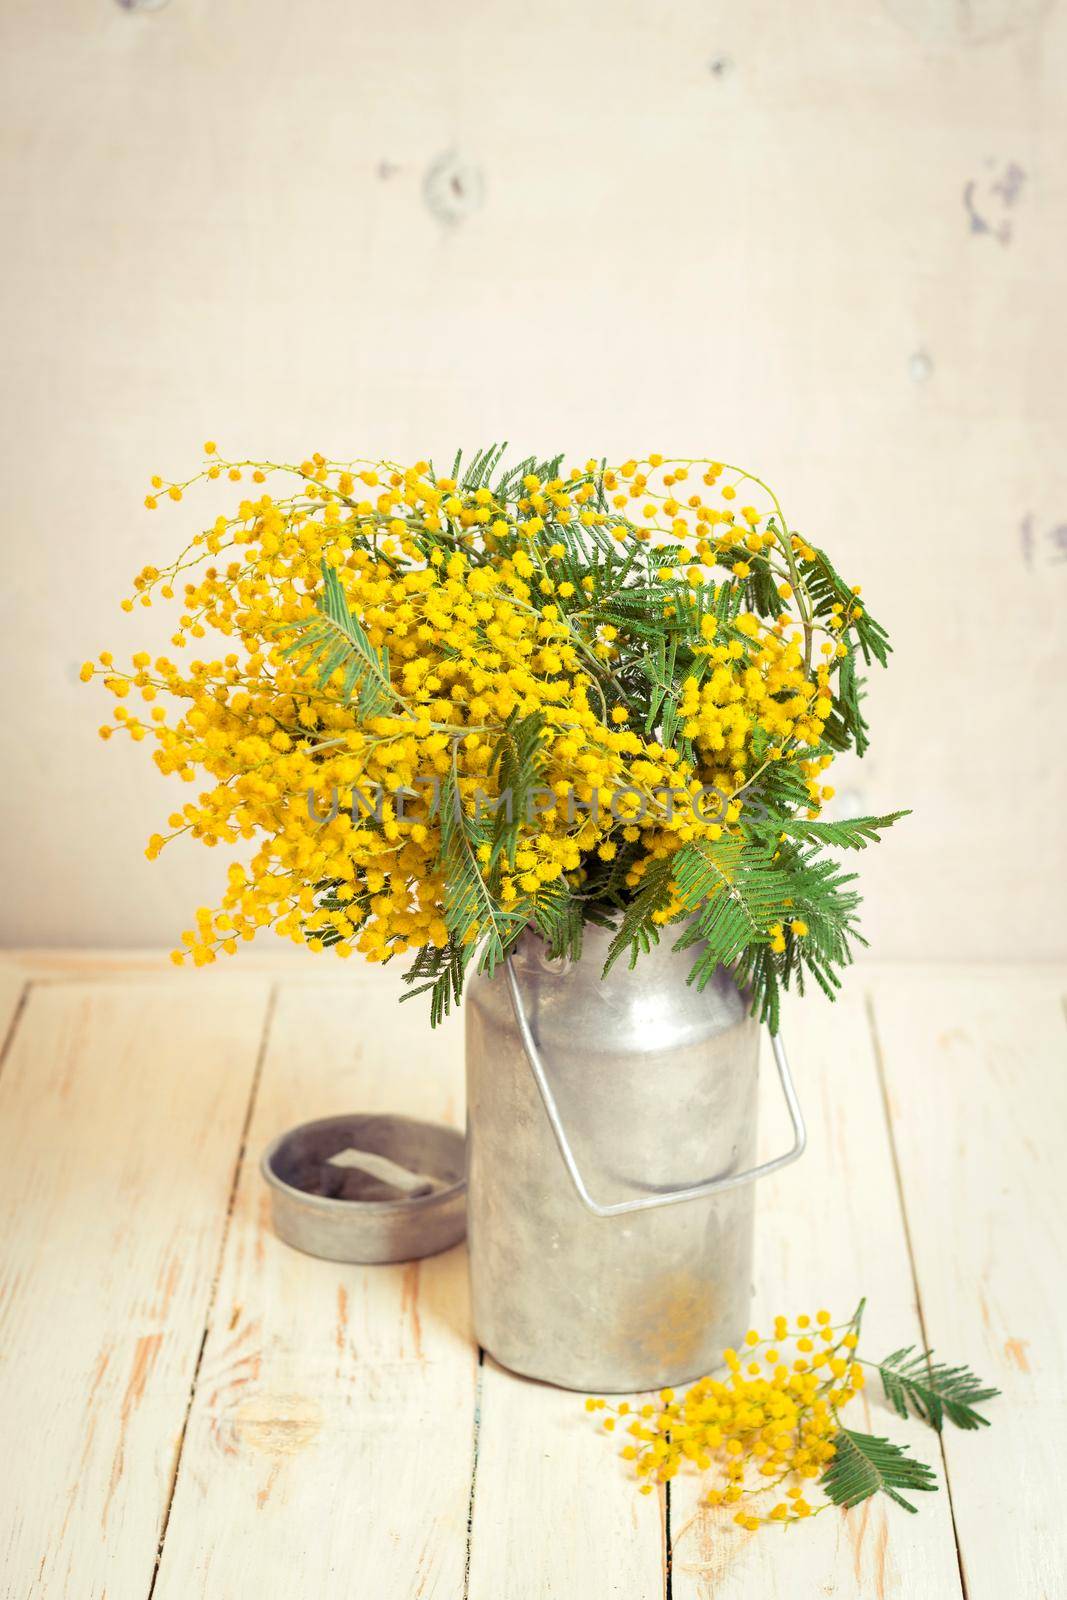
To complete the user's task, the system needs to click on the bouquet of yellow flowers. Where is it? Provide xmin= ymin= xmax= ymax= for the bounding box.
xmin=86 ymin=444 xmax=904 ymax=1025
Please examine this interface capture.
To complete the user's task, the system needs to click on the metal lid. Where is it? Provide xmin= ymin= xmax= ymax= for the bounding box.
xmin=261 ymin=1113 xmax=466 ymax=1264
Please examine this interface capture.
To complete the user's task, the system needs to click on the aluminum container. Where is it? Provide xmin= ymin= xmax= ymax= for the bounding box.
xmin=465 ymin=924 xmax=805 ymax=1392
xmin=261 ymin=1112 xmax=466 ymax=1264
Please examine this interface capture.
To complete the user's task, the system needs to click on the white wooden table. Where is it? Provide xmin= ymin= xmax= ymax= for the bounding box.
xmin=0 ymin=952 xmax=1063 ymax=1600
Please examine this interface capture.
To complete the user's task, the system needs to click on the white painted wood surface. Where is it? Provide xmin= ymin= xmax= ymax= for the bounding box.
xmin=0 ymin=977 xmax=270 ymax=1600
xmin=4 ymin=1 xmax=1067 ymax=975
xmin=152 ymin=975 xmax=477 ymax=1600
xmin=468 ymin=1354 xmax=668 ymax=1600
xmin=0 ymin=955 xmax=1063 ymax=1598
xmin=869 ymin=971 xmax=1067 ymax=1600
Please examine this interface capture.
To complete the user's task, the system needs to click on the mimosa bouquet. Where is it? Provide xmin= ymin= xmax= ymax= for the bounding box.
xmin=86 ymin=444 xmax=904 ymax=1025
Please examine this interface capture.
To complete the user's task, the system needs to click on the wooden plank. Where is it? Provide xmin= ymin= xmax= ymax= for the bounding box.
xmin=869 ymin=971 xmax=1067 ymax=1600
xmin=0 ymin=979 xmax=269 ymax=1600
xmin=468 ymin=1355 xmax=667 ymax=1600
xmin=665 ymin=990 xmax=964 ymax=1599
xmin=152 ymin=980 xmax=475 ymax=1600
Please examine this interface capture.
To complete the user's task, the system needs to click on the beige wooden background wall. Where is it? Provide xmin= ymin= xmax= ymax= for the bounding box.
xmin=1 ymin=0 xmax=1063 ymax=959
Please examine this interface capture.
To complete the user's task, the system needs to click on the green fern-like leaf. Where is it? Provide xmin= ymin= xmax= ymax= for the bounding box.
xmin=493 ymin=452 xmax=537 ymax=499
xmin=732 ymin=941 xmax=783 ymax=1032
xmin=671 ymin=837 xmax=783 ymax=974
xmin=738 ymin=552 xmax=782 ymax=619
xmin=671 ymin=834 xmax=868 ymax=1028
xmin=602 ymin=856 xmax=677 ymax=973
xmin=767 ymin=811 xmax=910 ymax=851
xmin=532 ymin=883 xmax=585 ymax=965
xmin=461 ymin=441 xmax=509 ymax=492
xmin=750 ymin=758 xmax=813 ymax=817
xmin=280 ymin=563 xmax=399 ymax=717
xmin=800 ymin=545 xmax=891 ymax=669
xmin=875 ymin=1348 xmax=999 ymax=1433
xmin=824 ymin=649 xmax=871 ymax=757
xmin=641 ymin=633 xmax=679 ymax=737
xmin=400 ymin=935 xmax=472 ymax=1026
xmin=821 ymin=1427 xmax=938 ymax=1513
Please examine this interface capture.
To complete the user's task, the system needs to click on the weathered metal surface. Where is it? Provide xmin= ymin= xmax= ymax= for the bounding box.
xmin=262 ymin=1113 xmax=466 ymax=1264
xmin=465 ymin=926 xmax=765 ymax=1391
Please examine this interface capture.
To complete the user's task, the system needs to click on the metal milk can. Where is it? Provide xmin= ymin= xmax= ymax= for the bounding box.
xmin=465 ymin=922 xmax=806 ymax=1392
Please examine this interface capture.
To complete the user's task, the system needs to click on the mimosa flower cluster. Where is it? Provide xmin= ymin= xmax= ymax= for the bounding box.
xmin=587 ymin=1300 xmax=998 ymax=1530
xmin=586 ymin=1309 xmax=862 ymax=1528
xmin=85 ymin=444 xmax=901 ymax=1023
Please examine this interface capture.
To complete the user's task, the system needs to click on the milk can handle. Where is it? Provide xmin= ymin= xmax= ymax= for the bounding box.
xmin=504 ymin=958 xmax=807 ymax=1219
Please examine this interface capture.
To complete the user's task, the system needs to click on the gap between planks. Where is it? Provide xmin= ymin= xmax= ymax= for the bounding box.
xmin=463 ymin=1349 xmax=486 ymax=1600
